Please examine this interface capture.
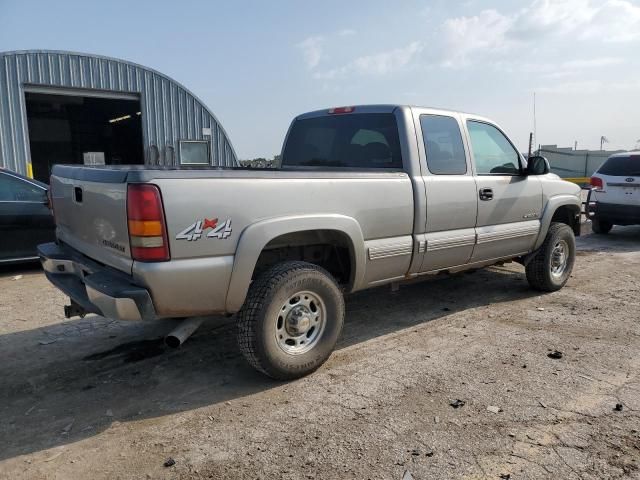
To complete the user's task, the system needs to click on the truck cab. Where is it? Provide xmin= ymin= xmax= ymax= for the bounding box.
xmin=281 ymin=105 xmax=580 ymax=277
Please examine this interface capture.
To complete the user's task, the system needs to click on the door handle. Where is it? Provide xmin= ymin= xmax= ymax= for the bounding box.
xmin=479 ymin=188 xmax=493 ymax=201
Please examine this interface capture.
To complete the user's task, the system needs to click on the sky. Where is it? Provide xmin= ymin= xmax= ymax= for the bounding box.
xmin=1 ymin=0 xmax=639 ymax=158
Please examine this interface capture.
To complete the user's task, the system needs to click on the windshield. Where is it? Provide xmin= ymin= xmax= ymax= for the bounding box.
xmin=281 ymin=113 xmax=403 ymax=169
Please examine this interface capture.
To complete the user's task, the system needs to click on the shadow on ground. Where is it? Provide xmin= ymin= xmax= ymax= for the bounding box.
xmin=0 ymin=261 xmax=42 ymax=277
xmin=577 ymin=224 xmax=640 ymax=253
xmin=1 ymin=265 xmax=536 ymax=461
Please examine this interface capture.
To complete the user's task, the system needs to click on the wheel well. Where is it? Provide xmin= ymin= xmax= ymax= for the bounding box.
xmin=551 ymin=205 xmax=581 ymax=236
xmin=253 ymin=230 xmax=353 ymax=287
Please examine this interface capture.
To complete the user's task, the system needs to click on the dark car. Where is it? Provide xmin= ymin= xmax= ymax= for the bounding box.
xmin=0 ymin=168 xmax=55 ymax=264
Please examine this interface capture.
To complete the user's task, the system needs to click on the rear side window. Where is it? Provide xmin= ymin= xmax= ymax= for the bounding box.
xmin=281 ymin=113 xmax=403 ymax=169
xmin=420 ymin=115 xmax=467 ymax=174
xmin=598 ymin=155 xmax=640 ymax=176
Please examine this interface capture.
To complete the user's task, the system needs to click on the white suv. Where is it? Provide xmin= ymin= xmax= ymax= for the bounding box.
xmin=587 ymin=151 xmax=640 ymax=234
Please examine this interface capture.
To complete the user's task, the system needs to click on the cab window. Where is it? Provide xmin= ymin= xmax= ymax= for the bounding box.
xmin=420 ymin=115 xmax=467 ymax=175
xmin=281 ymin=113 xmax=403 ymax=169
xmin=467 ymin=121 xmax=521 ymax=175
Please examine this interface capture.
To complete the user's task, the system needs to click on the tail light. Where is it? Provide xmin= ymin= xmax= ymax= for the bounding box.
xmin=590 ymin=176 xmax=604 ymax=191
xmin=127 ymin=184 xmax=170 ymax=262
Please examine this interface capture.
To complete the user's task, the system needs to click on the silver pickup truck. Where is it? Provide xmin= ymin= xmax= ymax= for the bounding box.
xmin=39 ymin=105 xmax=582 ymax=379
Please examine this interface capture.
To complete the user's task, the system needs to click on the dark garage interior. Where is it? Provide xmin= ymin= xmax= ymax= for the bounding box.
xmin=25 ymin=92 xmax=144 ymax=183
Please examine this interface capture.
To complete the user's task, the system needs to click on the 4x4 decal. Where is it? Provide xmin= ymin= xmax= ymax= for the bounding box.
xmin=176 ymin=218 xmax=232 ymax=241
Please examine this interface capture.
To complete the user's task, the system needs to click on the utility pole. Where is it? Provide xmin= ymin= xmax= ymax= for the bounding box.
xmin=574 ymin=140 xmax=577 ymax=151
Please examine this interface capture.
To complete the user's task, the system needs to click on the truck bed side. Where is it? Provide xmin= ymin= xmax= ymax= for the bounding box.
xmin=49 ymin=166 xmax=415 ymax=317
xmin=147 ymin=170 xmax=414 ymax=314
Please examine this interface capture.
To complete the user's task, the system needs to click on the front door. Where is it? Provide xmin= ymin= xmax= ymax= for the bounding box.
xmin=465 ymin=120 xmax=542 ymax=262
xmin=418 ymin=113 xmax=478 ymax=272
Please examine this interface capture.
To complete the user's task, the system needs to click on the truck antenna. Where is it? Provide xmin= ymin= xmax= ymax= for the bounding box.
xmin=533 ymin=92 xmax=537 ymax=149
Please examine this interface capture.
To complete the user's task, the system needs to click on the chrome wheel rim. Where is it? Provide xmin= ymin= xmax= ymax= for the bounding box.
xmin=275 ymin=291 xmax=326 ymax=355
xmin=550 ymin=240 xmax=569 ymax=278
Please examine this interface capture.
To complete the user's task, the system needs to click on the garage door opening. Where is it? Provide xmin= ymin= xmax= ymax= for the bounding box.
xmin=24 ymin=91 xmax=144 ymax=183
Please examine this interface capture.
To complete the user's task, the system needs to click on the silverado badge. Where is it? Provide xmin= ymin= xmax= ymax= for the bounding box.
xmin=176 ymin=218 xmax=232 ymax=241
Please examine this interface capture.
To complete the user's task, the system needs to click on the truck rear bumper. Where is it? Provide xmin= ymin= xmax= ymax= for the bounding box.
xmin=38 ymin=242 xmax=156 ymax=321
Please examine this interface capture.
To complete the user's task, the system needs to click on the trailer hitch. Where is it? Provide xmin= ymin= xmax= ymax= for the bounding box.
xmin=64 ymin=300 xmax=87 ymax=319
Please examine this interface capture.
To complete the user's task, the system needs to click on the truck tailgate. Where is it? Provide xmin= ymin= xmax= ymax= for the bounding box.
xmin=50 ymin=166 xmax=133 ymax=274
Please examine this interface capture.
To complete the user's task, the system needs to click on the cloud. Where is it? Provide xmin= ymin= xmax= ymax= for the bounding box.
xmin=352 ymin=41 xmax=423 ymax=75
xmin=582 ymin=0 xmax=640 ymax=42
xmin=296 ymin=30 xmax=356 ymax=70
xmin=531 ymin=56 xmax=628 ymax=91
xmin=609 ymin=79 xmax=640 ymax=91
xmin=299 ymin=0 xmax=639 ymax=80
xmin=514 ymin=0 xmax=597 ymax=37
xmin=297 ymin=36 xmax=325 ymax=69
xmin=561 ymin=57 xmax=624 ymax=69
xmin=443 ymin=0 xmax=640 ymax=67
xmin=537 ymin=80 xmax=603 ymax=94
xmin=518 ymin=0 xmax=640 ymax=40
xmin=536 ymin=78 xmax=640 ymax=94
xmin=314 ymin=41 xmax=423 ymax=79
xmin=442 ymin=9 xmax=516 ymax=67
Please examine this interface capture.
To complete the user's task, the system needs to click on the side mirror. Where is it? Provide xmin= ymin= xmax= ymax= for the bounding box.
xmin=526 ymin=155 xmax=550 ymax=175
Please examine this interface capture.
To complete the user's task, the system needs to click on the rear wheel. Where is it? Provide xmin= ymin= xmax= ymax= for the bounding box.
xmin=592 ymin=219 xmax=613 ymax=234
xmin=237 ymin=261 xmax=344 ymax=380
xmin=526 ymin=222 xmax=575 ymax=292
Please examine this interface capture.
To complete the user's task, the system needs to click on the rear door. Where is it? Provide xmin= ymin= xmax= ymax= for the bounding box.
xmin=414 ymin=111 xmax=478 ymax=272
xmin=0 ymin=171 xmax=54 ymax=261
xmin=464 ymin=119 xmax=542 ymax=262
xmin=593 ymin=154 xmax=640 ymax=207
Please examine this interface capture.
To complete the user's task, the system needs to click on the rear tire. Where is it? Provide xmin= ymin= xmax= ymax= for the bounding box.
xmin=591 ymin=219 xmax=613 ymax=234
xmin=237 ymin=261 xmax=344 ymax=380
xmin=526 ymin=222 xmax=575 ymax=292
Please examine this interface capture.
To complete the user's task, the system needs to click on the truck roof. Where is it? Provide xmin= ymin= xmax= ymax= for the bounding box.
xmin=296 ymin=104 xmax=482 ymax=120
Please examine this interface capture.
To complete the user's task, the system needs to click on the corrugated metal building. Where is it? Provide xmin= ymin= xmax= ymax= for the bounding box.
xmin=0 ymin=50 xmax=237 ymax=182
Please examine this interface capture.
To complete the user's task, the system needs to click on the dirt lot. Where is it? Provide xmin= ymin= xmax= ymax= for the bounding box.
xmin=1 ymin=227 xmax=639 ymax=480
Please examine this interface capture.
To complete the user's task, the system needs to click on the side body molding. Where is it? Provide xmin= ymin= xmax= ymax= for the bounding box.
xmin=533 ymin=194 xmax=582 ymax=250
xmin=225 ymin=214 xmax=366 ymax=312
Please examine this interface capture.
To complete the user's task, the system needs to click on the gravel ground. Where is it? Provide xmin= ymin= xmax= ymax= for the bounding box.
xmin=1 ymin=226 xmax=639 ymax=480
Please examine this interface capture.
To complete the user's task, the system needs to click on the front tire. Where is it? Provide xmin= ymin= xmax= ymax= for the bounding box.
xmin=591 ymin=219 xmax=613 ymax=234
xmin=237 ymin=261 xmax=345 ymax=380
xmin=526 ymin=222 xmax=576 ymax=292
